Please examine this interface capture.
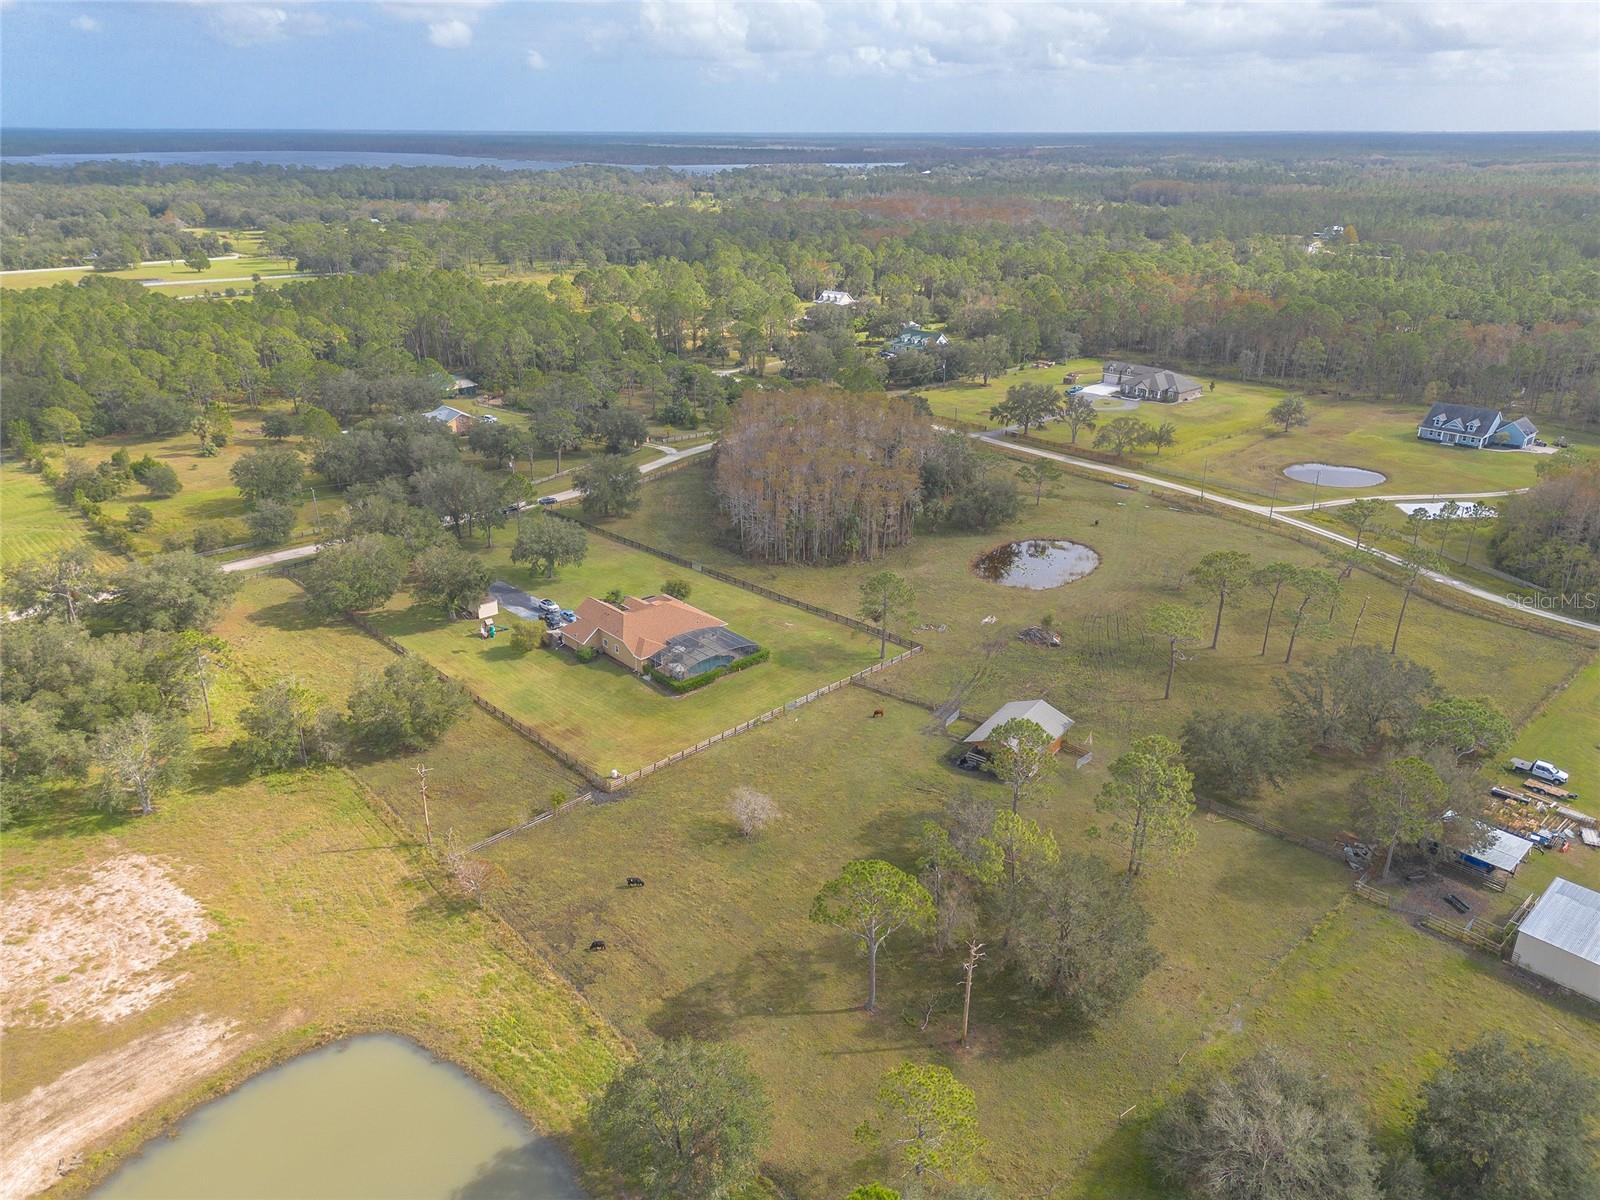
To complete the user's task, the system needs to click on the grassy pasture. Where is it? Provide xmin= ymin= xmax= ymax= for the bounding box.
xmin=84 ymin=411 xmax=336 ymax=555
xmin=0 ymin=252 xmax=300 ymax=292
xmin=367 ymin=534 xmax=883 ymax=777
xmin=925 ymin=361 xmax=1594 ymax=502
xmin=0 ymin=462 xmax=108 ymax=576
xmin=0 ymin=668 xmax=621 ymax=1196
xmin=489 ymin=687 xmax=1355 ymax=1197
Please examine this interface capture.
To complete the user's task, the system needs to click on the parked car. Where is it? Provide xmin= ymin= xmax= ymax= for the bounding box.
xmin=559 ymin=609 xmax=577 ymax=623
xmin=1066 ymin=385 xmax=1085 ymax=395
xmin=537 ymin=495 xmax=559 ymax=506
xmin=542 ymin=613 xmax=563 ymax=629
xmin=536 ymin=598 xmax=560 ymax=614
xmin=1510 ymin=757 xmax=1570 ymax=785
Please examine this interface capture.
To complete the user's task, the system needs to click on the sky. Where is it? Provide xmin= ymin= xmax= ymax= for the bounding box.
xmin=1 ymin=1 xmax=1597 ymax=134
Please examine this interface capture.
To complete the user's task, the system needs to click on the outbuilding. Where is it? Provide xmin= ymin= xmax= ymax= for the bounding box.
xmin=964 ymin=700 xmax=1074 ymax=756
xmin=1512 ymin=877 xmax=1600 ymax=1002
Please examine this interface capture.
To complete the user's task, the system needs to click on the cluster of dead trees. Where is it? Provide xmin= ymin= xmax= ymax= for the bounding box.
xmin=714 ymin=389 xmax=932 ymax=565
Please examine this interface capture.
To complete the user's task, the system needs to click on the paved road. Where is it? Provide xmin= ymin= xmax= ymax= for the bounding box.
xmin=222 ymin=438 xmax=717 ymax=574
xmin=978 ymin=434 xmax=1596 ymax=634
xmin=1275 ymin=489 xmax=1522 ymax=513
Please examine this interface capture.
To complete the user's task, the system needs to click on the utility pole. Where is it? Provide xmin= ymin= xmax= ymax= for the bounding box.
xmin=414 ymin=763 xmax=433 ymax=848
xmin=960 ymin=941 xmax=986 ymax=1047
xmin=1267 ymin=476 xmax=1279 ymax=526
xmin=308 ymin=485 xmax=321 ymax=530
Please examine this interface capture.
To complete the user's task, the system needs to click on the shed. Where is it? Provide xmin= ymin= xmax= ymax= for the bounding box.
xmin=964 ymin=700 xmax=1073 ymax=755
xmin=1457 ymin=826 xmax=1534 ymax=876
xmin=1512 ymin=877 xmax=1600 ymax=1002
xmin=450 ymin=377 xmax=479 ymax=397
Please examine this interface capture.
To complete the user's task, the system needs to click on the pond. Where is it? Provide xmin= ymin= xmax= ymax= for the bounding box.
xmin=1282 ymin=462 xmax=1388 ymax=488
xmin=93 ymin=1035 xmax=587 ymax=1200
xmin=974 ymin=539 xmax=1101 ymax=589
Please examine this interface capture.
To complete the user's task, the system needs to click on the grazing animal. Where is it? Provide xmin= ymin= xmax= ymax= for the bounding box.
xmin=588 ymin=939 xmax=607 ymax=951
xmin=626 ymin=876 xmax=645 ymax=888
xmin=871 ymin=708 xmax=885 ymax=719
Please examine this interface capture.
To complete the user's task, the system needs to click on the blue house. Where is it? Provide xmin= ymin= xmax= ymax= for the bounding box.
xmin=1417 ymin=401 xmax=1537 ymax=449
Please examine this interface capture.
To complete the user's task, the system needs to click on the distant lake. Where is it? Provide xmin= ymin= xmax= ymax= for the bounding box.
xmin=0 ymin=149 xmax=904 ymax=174
xmin=92 ymin=1035 xmax=587 ymax=1200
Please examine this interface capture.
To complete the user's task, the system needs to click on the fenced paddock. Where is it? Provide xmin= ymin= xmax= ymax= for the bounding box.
xmin=336 ymin=529 xmax=922 ymax=793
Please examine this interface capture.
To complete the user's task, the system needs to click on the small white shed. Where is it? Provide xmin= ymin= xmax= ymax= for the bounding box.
xmin=1512 ymin=877 xmax=1600 ymax=1002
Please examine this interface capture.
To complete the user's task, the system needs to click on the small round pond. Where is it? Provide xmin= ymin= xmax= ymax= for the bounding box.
xmin=93 ymin=1034 xmax=587 ymax=1200
xmin=1282 ymin=462 xmax=1387 ymax=488
xmin=974 ymin=539 xmax=1100 ymax=589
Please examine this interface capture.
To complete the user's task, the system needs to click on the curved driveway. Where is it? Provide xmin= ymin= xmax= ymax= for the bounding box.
xmin=978 ymin=434 xmax=1595 ymax=634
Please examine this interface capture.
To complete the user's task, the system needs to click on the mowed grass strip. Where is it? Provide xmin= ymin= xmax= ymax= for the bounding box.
xmin=923 ymin=359 xmax=1595 ymax=501
xmin=487 ymin=686 xmax=1353 ymax=1197
xmin=368 ymin=536 xmax=884 ymax=777
xmin=0 ymin=462 xmax=110 ymax=574
xmin=215 ymin=573 xmax=584 ymax=843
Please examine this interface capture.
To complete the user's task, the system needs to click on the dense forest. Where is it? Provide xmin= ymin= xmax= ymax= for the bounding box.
xmin=3 ymin=140 xmax=1598 ymax=448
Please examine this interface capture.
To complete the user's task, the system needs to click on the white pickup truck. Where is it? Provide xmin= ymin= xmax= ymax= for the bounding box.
xmin=1509 ymin=758 xmax=1570 ymax=785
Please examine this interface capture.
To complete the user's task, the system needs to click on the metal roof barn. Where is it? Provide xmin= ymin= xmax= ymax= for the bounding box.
xmin=1512 ymin=877 xmax=1600 ymax=1002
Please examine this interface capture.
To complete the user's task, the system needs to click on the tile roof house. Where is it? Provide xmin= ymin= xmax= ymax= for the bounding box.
xmin=1101 ymin=362 xmax=1203 ymax=403
xmin=561 ymin=594 xmax=728 ymax=674
xmin=1417 ymin=402 xmax=1537 ymax=449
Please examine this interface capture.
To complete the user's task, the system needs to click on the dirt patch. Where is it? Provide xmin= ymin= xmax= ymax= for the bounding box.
xmin=1 ymin=853 xmax=212 ymax=1028
xmin=0 ymin=1015 xmax=242 ymax=1200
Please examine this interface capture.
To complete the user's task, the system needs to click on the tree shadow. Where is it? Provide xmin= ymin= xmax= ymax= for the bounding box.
xmin=450 ymin=1137 xmax=587 ymax=1200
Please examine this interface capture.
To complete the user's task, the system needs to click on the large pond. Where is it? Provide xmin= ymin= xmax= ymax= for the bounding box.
xmin=974 ymin=539 xmax=1100 ymax=588
xmin=1282 ymin=462 xmax=1387 ymax=487
xmin=93 ymin=1035 xmax=586 ymax=1200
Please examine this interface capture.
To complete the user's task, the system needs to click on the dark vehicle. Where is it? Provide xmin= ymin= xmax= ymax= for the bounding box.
xmin=543 ymin=613 xmax=563 ymax=629
xmin=537 ymin=495 xmax=559 ymax=506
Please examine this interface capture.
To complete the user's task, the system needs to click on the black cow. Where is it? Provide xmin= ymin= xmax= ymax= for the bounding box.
xmin=588 ymin=939 xmax=607 ymax=951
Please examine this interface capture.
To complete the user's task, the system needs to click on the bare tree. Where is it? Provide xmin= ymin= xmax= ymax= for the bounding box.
xmin=730 ymin=786 xmax=779 ymax=838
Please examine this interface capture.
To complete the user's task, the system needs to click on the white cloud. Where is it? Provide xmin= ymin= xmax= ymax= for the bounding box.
xmin=69 ymin=14 xmax=101 ymax=33
xmin=380 ymin=1 xmax=496 ymax=48
xmin=525 ymin=47 xmax=546 ymax=70
xmin=428 ymin=17 xmax=472 ymax=47
xmin=610 ymin=0 xmax=1600 ymax=86
xmin=189 ymin=2 xmax=329 ymax=48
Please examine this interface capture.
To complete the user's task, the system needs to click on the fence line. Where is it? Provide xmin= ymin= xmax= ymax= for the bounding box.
xmin=608 ymin=647 xmax=921 ymax=789
xmin=467 ymin=791 xmax=594 ymax=853
xmin=336 ymin=619 xmax=920 ymax=795
xmin=568 ymin=520 xmax=922 ymax=651
xmin=1202 ymin=798 xmax=1343 ymax=861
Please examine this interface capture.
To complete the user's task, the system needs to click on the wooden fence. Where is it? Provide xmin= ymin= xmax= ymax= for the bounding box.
xmin=467 ymin=791 xmax=594 ymax=853
xmin=607 ymin=646 xmax=920 ymax=789
xmin=335 ymin=558 xmax=924 ymax=795
xmin=1202 ymin=798 xmax=1343 ymax=861
xmin=569 ymin=520 xmax=922 ymax=651
xmin=340 ymin=610 xmax=610 ymax=788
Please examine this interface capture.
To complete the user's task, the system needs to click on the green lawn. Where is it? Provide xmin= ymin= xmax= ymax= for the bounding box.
xmin=367 ymin=535 xmax=884 ymax=777
xmin=924 ymin=361 xmax=1596 ymax=502
xmin=215 ymin=574 xmax=585 ymax=844
xmin=0 ymin=461 xmax=108 ymax=576
xmin=0 ymin=251 xmax=300 ymax=292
